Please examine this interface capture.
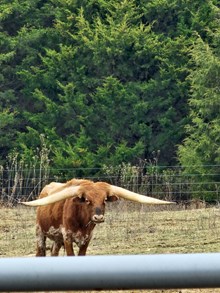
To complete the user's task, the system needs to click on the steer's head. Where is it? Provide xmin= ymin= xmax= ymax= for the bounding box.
xmin=74 ymin=182 xmax=118 ymax=224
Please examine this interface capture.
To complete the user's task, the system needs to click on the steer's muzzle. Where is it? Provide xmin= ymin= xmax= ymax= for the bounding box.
xmin=92 ymin=214 xmax=105 ymax=223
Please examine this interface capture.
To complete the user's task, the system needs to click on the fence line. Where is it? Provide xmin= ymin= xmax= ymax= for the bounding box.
xmin=1 ymin=166 xmax=220 ymax=203
xmin=0 ymin=254 xmax=220 ymax=291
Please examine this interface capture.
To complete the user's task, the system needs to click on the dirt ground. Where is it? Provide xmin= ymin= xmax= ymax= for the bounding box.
xmin=1 ymin=201 xmax=220 ymax=293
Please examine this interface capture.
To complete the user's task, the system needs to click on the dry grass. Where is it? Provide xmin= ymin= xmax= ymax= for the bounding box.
xmin=1 ymin=201 xmax=220 ymax=293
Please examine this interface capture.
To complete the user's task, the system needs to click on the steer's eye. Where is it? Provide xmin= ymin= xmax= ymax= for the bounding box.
xmin=85 ymin=198 xmax=90 ymax=204
xmin=79 ymin=196 xmax=89 ymax=204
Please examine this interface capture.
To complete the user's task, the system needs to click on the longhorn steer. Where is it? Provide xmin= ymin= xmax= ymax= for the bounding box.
xmin=22 ymin=179 xmax=173 ymax=256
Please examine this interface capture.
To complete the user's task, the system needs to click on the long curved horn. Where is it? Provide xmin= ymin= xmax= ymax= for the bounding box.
xmin=110 ymin=185 xmax=174 ymax=204
xmin=21 ymin=185 xmax=81 ymax=207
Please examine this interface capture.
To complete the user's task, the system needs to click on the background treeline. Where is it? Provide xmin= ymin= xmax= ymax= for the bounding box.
xmin=1 ymin=0 xmax=220 ymax=202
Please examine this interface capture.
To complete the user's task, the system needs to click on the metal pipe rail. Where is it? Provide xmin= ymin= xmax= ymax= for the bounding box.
xmin=0 ymin=253 xmax=220 ymax=291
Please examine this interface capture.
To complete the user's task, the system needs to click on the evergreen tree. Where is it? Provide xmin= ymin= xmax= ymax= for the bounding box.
xmin=14 ymin=0 xmax=190 ymax=169
xmin=178 ymin=35 xmax=220 ymax=170
xmin=178 ymin=5 xmax=220 ymax=200
xmin=1 ymin=0 xmax=219 ymax=174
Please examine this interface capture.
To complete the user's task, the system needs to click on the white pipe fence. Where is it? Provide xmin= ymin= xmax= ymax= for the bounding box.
xmin=0 ymin=253 xmax=220 ymax=291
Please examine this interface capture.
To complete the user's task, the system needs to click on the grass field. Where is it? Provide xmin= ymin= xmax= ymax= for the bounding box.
xmin=1 ymin=201 xmax=220 ymax=293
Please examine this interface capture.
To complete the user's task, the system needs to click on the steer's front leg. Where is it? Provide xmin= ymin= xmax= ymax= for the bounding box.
xmin=78 ymin=235 xmax=92 ymax=256
xmin=64 ymin=239 xmax=75 ymax=256
xmin=78 ymin=243 xmax=89 ymax=256
xmin=62 ymin=228 xmax=75 ymax=256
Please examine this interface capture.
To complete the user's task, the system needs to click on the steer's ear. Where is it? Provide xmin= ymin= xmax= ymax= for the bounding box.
xmin=107 ymin=195 xmax=119 ymax=202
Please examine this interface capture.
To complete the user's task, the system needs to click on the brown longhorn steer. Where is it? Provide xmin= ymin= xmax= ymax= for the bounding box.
xmin=22 ymin=179 xmax=173 ymax=256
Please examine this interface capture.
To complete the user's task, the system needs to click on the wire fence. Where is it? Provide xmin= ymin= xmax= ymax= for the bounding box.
xmin=1 ymin=164 xmax=220 ymax=205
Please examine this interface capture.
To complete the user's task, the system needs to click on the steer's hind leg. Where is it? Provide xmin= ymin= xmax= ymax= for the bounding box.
xmin=78 ymin=239 xmax=91 ymax=256
xmin=51 ymin=240 xmax=63 ymax=256
xmin=62 ymin=228 xmax=75 ymax=256
xmin=36 ymin=224 xmax=46 ymax=256
xmin=64 ymin=239 xmax=74 ymax=256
